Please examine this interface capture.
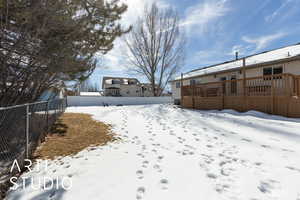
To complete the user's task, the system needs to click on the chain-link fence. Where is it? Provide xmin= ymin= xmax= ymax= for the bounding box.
xmin=0 ymin=98 xmax=67 ymax=194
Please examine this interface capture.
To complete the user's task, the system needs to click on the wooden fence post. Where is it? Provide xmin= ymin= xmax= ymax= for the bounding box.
xmin=242 ymin=58 xmax=247 ymax=112
xmin=192 ymin=84 xmax=195 ymax=109
xmin=181 ymin=73 xmax=183 ymax=106
xmin=296 ymin=76 xmax=300 ymax=96
xmin=271 ymin=75 xmax=275 ymax=115
xmin=285 ymin=74 xmax=292 ymax=117
xmin=221 ymin=82 xmax=224 ymax=110
xmin=46 ymin=101 xmax=49 ymax=132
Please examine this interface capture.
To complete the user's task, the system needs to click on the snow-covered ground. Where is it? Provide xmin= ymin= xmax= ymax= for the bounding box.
xmin=6 ymin=105 xmax=300 ymax=200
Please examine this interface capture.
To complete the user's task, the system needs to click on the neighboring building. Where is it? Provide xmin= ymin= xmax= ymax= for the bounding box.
xmin=102 ymin=77 xmax=157 ymax=97
xmin=171 ymin=43 xmax=300 ymax=104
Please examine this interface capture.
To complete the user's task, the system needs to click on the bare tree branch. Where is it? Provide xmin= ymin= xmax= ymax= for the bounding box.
xmin=124 ymin=3 xmax=185 ymax=96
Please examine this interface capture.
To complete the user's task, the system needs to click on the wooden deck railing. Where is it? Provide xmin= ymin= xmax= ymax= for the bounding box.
xmin=182 ymin=73 xmax=297 ymax=98
xmin=181 ymin=73 xmax=300 ymax=117
xmin=295 ymin=75 xmax=300 ymax=96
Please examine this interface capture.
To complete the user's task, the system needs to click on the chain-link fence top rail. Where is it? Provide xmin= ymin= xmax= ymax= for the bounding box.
xmin=0 ymin=99 xmax=67 ymax=186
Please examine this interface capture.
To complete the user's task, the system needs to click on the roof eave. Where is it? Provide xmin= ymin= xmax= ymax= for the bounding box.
xmin=170 ymin=55 xmax=300 ymax=82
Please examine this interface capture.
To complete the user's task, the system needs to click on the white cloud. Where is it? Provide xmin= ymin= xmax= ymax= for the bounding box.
xmin=121 ymin=0 xmax=169 ymax=26
xmin=97 ymin=0 xmax=169 ymax=72
xmin=190 ymin=49 xmax=226 ymax=67
xmin=242 ymin=32 xmax=286 ymax=51
xmin=229 ymin=45 xmax=253 ymax=57
xmin=100 ymin=0 xmax=230 ymax=73
xmin=265 ymin=0 xmax=296 ymax=22
xmin=180 ymin=0 xmax=230 ymax=34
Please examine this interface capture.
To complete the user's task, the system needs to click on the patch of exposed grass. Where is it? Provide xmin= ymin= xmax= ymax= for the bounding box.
xmin=34 ymin=113 xmax=116 ymax=160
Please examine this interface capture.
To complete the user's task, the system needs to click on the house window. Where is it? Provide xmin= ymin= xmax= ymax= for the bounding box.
xmin=190 ymin=79 xmax=196 ymax=85
xmin=263 ymin=67 xmax=273 ymax=76
xmin=263 ymin=66 xmax=283 ymax=75
xmin=220 ymin=77 xmax=227 ymax=81
xmin=176 ymin=82 xmax=181 ymax=88
xmin=263 ymin=66 xmax=283 ymax=80
xmin=273 ymin=67 xmax=283 ymax=74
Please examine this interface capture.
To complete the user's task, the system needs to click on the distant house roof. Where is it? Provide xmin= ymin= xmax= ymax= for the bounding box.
xmin=172 ymin=42 xmax=300 ymax=81
xmin=80 ymin=92 xmax=102 ymax=96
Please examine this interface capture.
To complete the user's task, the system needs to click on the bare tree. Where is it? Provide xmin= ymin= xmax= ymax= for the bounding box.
xmin=124 ymin=3 xmax=185 ymax=96
xmin=79 ymin=79 xmax=99 ymax=92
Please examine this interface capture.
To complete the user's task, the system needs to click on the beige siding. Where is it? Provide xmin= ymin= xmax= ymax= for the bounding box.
xmin=171 ymin=82 xmax=179 ymax=100
xmin=119 ymin=85 xmax=140 ymax=97
xmin=246 ymin=67 xmax=260 ymax=78
xmin=104 ymin=84 xmax=154 ymax=97
xmin=284 ymin=60 xmax=300 ymax=75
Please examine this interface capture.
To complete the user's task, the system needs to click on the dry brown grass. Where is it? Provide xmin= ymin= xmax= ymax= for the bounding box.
xmin=34 ymin=113 xmax=116 ymax=160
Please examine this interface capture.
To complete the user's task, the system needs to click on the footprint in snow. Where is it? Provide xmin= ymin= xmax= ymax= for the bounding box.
xmin=215 ymin=184 xmax=230 ymax=193
xmin=258 ymin=179 xmax=279 ymax=194
xmin=142 ymin=161 xmax=149 ymax=168
xmin=137 ymin=153 xmax=144 ymax=158
xmin=255 ymin=162 xmax=262 ymax=166
xmin=282 ymin=148 xmax=294 ymax=153
xmin=157 ymin=156 xmax=164 ymax=160
xmin=258 ymin=181 xmax=273 ymax=193
xmin=64 ymin=165 xmax=71 ymax=168
xmin=261 ymin=145 xmax=271 ymax=148
xmin=160 ymin=179 xmax=169 ymax=190
xmin=286 ymin=166 xmax=300 ymax=173
xmin=207 ymin=173 xmax=218 ymax=179
xmin=182 ymin=150 xmax=194 ymax=156
xmin=153 ymin=164 xmax=162 ymax=172
xmin=241 ymin=138 xmax=252 ymax=142
xmin=219 ymin=161 xmax=227 ymax=167
xmin=220 ymin=168 xmax=233 ymax=176
xmin=136 ymin=170 xmax=144 ymax=179
xmin=136 ymin=187 xmax=145 ymax=200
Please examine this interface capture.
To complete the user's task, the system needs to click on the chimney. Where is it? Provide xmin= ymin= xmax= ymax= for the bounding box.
xmin=235 ymin=52 xmax=239 ymax=60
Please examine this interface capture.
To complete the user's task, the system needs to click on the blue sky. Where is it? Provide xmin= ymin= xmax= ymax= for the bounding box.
xmin=90 ymin=0 xmax=300 ymax=89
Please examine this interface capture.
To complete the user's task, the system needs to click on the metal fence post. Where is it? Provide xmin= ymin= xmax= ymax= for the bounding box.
xmin=66 ymin=97 xmax=68 ymax=108
xmin=46 ymin=101 xmax=49 ymax=132
xmin=25 ymin=104 xmax=29 ymax=159
xmin=54 ymin=101 xmax=57 ymax=120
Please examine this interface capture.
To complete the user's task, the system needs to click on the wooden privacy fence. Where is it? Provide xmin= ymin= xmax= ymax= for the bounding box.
xmin=181 ymin=73 xmax=300 ymax=118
